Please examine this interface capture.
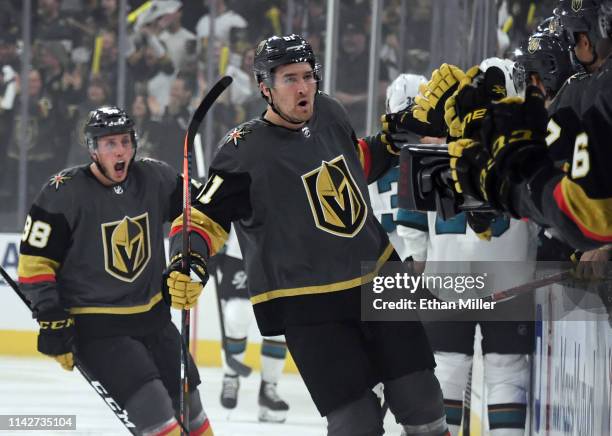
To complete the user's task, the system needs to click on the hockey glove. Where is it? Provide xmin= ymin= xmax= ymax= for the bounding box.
xmin=412 ymin=64 xmax=468 ymax=137
xmin=381 ymin=104 xmax=441 ymax=138
xmin=37 ymin=310 xmax=75 ymax=371
xmin=448 ymin=138 xmax=490 ymax=201
xmin=478 ymin=86 xmax=549 ymax=214
xmin=444 ymin=65 xmax=507 ymax=139
xmin=163 ymin=252 xmax=208 ymax=310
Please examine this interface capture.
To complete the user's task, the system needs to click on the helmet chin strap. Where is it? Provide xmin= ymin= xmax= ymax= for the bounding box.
xmin=91 ymin=153 xmax=133 ymax=187
xmin=263 ymin=88 xmax=308 ymax=127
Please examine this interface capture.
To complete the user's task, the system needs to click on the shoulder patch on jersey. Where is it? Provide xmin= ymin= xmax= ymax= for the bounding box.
xmin=48 ymin=171 xmax=72 ymax=190
xmin=224 ymin=125 xmax=252 ymax=146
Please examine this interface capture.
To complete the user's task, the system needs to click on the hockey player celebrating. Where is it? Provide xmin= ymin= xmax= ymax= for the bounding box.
xmin=18 ymin=107 xmax=213 ymax=436
xmin=212 ymin=226 xmax=290 ymax=422
xmin=445 ymin=0 xmax=612 ymax=251
xmin=166 ymin=34 xmax=449 ymax=436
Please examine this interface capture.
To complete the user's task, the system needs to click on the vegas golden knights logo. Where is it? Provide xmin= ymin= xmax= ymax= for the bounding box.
xmin=572 ymin=0 xmax=582 ymax=12
xmin=101 ymin=213 xmax=151 ymax=282
xmin=302 ymin=155 xmax=367 ymax=237
xmin=527 ymin=37 xmax=541 ymax=54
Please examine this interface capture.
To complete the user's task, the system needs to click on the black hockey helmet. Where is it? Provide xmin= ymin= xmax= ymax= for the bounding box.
xmin=599 ymin=0 xmax=612 ymax=38
xmin=514 ymin=30 xmax=578 ymax=99
xmin=536 ymin=16 xmax=562 ymax=33
xmin=253 ymin=34 xmax=321 ymax=86
xmin=554 ymin=0 xmax=604 ymax=46
xmin=84 ymin=106 xmax=137 ymax=151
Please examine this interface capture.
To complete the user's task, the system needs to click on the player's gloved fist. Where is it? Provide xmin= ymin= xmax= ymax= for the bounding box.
xmin=163 ymin=252 xmax=208 ymax=310
xmin=380 ymin=103 xmax=438 ymax=138
xmin=412 ymin=64 xmax=467 ymax=137
xmin=479 ymin=86 xmax=549 ymax=214
xmin=448 ymin=138 xmax=490 ymax=201
xmin=378 ymin=130 xmax=421 ymax=154
xmin=37 ymin=310 xmax=75 ymax=371
xmin=444 ymin=65 xmax=507 ymax=139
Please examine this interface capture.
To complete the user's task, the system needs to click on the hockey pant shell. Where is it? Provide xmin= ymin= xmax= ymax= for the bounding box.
xmin=75 ymin=320 xmax=201 ymax=407
xmin=284 ymin=320 xmax=436 ymax=416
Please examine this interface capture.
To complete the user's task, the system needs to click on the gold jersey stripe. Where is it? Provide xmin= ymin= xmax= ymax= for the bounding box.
xmin=251 ymin=243 xmax=394 ymax=305
xmin=18 ymin=254 xmax=60 ymax=279
xmin=560 ymin=178 xmax=612 ymax=240
xmin=69 ymin=292 xmax=163 ymax=315
xmin=171 ymin=208 xmax=229 ymax=255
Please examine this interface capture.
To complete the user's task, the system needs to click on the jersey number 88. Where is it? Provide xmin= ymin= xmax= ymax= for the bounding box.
xmin=22 ymin=215 xmax=52 ymax=249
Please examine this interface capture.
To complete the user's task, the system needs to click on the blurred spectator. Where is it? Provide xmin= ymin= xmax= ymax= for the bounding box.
xmin=92 ymin=0 xmax=120 ymax=32
xmin=65 ymin=77 xmax=111 ymax=167
xmin=229 ymin=47 xmax=265 ymax=123
xmin=157 ymin=1 xmax=198 ymax=72
xmin=334 ymin=19 xmax=390 ymax=136
xmin=4 ymin=68 xmax=67 ymax=208
xmin=130 ymin=92 xmax=162 ymax=159
xmin=196 ymin=0 xmax=248 ymax=47
xmin=36 ymin=41 xmax=84 ymax=107
xmin=127 ymin=18 xmax=174 ymax=109
xmin=0 ymin=1 xmax=20 ymax=44
xmin=90 ymin=29 xmax=124 ymax=103
xmin=154 ymin=72 xmax=196 ymax=171
xmin=180 ymin=0 xmax=208 ymax=34
xmin=0 ymin=32 xmax=19 ymax=178
xmin=128 ymin=23 xmax=174 ymax=81
xmin=35 ymin=0 xmax=79 ymax=48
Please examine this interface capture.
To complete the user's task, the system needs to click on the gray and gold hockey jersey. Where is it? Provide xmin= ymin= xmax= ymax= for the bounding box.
xmin=169 ymin=92 xmax=399 ymax=335
xmin=18 ymin=159 xmax=186 ymax=337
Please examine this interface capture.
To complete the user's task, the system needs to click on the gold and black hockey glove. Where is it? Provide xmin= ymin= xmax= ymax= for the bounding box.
xmin=447 ymin=139 xmax=502 ymax=240
xmin=479 ymin=86 xmax=549 ymax=215
xmin=449 ymin=86 xmax=549 ymax=216
xmin=444 ymin=65 xmax=508 ymax=139
xmin=37 ymin=310 xmax=75 ymax=371
xmin=163 ymin=252 xmax=208 ymax=310
xmin=381 ymin=103 xmax=442 ymax=139
xmin=448 ymin=138 xmax=490 ymax=200
xmin=411 ymin=63 xmax=468 ymax=137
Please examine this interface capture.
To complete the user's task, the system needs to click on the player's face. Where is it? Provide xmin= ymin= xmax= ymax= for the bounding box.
xmin=92 ymin=133 xmax=135 ymax=184
xmin=573 ymin=33 xmax=597 ymax=70
xmin=268 ymin=62 xmax=317 ymax=123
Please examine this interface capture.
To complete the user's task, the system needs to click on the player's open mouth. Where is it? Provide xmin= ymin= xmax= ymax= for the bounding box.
xmin=297 ymin=99 xmax=308 ymax=107
xmin=114 ymin=162 xmax=126 ymax=173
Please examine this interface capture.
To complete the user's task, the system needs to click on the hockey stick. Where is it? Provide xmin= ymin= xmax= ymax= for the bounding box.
xmin=460 ymin=361 xmax=473 ymax=436
xmin=482 ymin=270 xmax=573 ymax=304
xmin=211 ymin=258 xmax=253 ymax=377
xmin=0 ymin=265 xmax=138 ymax=434
xmin=179 ymin=75 xmax=233 ymax=434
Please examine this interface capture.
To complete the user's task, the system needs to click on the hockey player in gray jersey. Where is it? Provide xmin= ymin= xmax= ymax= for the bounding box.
xmin=18 ymin=106 xmax=213 ymax=436
xmin=166 ymin=34 xmax=449 ymax=436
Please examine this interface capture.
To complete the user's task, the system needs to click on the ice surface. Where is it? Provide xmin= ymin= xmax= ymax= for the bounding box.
xmin=0 ymin=357 xmax=403 ymax=435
